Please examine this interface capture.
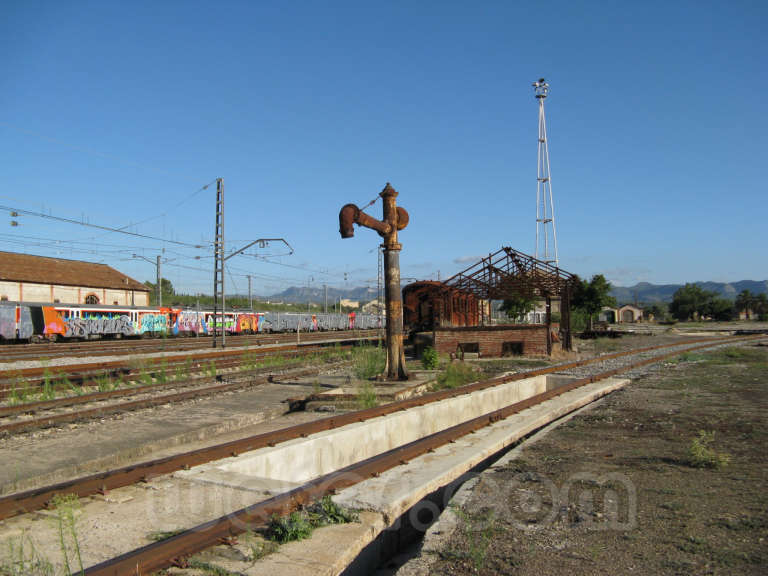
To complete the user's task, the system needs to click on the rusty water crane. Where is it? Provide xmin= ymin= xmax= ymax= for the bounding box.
xmin=339 ymin=183 xmax=410 ymax=380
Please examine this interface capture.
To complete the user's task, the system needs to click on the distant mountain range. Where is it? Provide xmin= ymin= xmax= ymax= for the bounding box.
xmin=609 ymin=280 xmax=768 ymax=304
xmin=265 ymin=285 xmax=379 ymax=304
xmin=263 ymin=280 xmax=768 ymax=306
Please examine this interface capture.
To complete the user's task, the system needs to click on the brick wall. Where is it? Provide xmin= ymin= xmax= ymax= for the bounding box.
xmin=434 ymin=325 xmax=549 ymax=357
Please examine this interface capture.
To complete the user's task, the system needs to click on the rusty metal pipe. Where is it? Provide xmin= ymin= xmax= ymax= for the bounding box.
xmin=339 ymin=183 xmax=409 ymax=380
xmin=339 ymin=204 xmax=392 ymax=238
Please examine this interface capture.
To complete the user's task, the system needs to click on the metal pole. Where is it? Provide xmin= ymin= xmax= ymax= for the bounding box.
xmin=156 ymin=255 xmax=162 ymax=308
xmin=380 ymin=185 xmax=408 ymax=380
xmin=248 ymin=275 xmax=252 ymax=310
xmin=213 ymin=178 xmax=225 ymax=348
xmin=324 ymin=284 xmax=327 ymax=314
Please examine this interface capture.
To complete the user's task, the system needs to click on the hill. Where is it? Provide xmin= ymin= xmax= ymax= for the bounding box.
xmin=610 ymin=280 xmax=768 ymax=304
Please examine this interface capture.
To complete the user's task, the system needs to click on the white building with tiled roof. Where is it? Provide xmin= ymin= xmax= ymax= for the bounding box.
xmin=0 ymin=251 xmax=150 ymax=306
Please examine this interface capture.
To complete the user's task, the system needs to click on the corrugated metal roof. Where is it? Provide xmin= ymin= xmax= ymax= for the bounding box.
xmin=0 ymin=251 xmax=150 ymax=292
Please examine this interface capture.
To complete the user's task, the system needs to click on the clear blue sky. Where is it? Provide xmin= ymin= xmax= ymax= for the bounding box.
xmin=1 ymin=0 xmax=766 ymax=296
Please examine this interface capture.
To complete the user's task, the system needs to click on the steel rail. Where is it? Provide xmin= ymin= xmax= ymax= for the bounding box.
xmin=0 ymin=330 xmax=380 ymax=363
xmin=0 ymin=362 xmax=350 ymax=435
xmin=0 ymin=333 xmax=380 ymax=394
xmin=82 ymin=334 xmax=766 ymax=575
xmin=0 ymin=334 xmax=759 ymax=523
xmin=0 ymin=343 xmax=357 ymax=415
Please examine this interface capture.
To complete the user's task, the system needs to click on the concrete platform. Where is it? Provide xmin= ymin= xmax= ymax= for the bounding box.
xmin=242 ymin=376 xmax=629 ymax=576
xmin=175 ymin=374 xmax=573 ymax=488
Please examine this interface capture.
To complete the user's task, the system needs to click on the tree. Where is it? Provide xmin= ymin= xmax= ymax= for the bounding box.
xmin=571 ymin=274 xmax=617 ymax=330
xmin=669 ymin=283 xmax=710 ymax=321
xmin=144 ymin=278 xmax=175 ymax=296
xmin=754 ymin=293 xmax=768 ymax=321
xmin=500 ymin=294 xmax=536 ymax=321
xmin=735 ymin=290 xmax=767 ymax=320
xmin=643 ymin=301 xmax=669 ymax=323
xmin=705 ymin=297 xmax=735 ymax=321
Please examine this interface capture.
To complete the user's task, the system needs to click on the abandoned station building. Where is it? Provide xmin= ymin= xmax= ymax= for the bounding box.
xmin=0 ymin=251 xmax=151 ymax=306
xmin=404 ymin=247 xmax=575 ymax=358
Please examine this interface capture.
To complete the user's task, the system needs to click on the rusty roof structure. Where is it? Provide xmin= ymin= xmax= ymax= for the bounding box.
xmin=0 ymin=251 xmax=149 ymax=292
xmin=442 ymin=246 xmax=577 ymax=351
xmin=443 ymin=246 xmax=575 ymax=300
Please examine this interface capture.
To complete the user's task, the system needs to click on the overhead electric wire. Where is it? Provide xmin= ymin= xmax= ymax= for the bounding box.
xmin=108 ymin=178 xmax=219 ymax=234
xmin=0 ymin=204 xmax=210 ymax=249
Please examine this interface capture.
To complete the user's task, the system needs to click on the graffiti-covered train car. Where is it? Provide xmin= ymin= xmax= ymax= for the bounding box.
xmin=0 ymin=302 xmax=384 ymax=342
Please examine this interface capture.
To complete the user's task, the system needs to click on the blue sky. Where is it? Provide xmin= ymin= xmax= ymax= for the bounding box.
xmin=1 ymin=0 xmax=766 ymax=296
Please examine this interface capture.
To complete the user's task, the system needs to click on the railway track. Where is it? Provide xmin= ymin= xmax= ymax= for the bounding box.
xmin=0 ymin=332 xmax=380 ymax=399
xmin=0 ymin=353 xmax=353 ymax=435
xmin=0 ymin=334 xmax=761 ymax=530
xmin=75 ymin=333 xmax=765 ymax=576
xmin=0 ymin=328 xmax=381 ymax=363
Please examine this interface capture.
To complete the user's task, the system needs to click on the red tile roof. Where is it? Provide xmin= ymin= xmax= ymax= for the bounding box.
xmin=0 ymin=252 xmax=150 ymax=292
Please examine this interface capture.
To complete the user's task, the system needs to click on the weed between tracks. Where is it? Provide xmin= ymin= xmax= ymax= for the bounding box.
xmin=0 ymin=493 xmax=83 ymax=576
xmin=432 ymin=362 xmax=480 ymax=391
xmin=266 ymin=496 xmax=359 ymax=543
xmin=352 ymin=344 xmax=386 ymax=380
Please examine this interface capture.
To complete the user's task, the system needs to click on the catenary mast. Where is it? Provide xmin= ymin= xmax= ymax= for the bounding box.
xmin=533 ymin=78 xmax=558 ymax=265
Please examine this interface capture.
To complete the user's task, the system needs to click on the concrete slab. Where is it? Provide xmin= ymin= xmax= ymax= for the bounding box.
xmin=333 ymin=378 xmax=629 ymax=523
xmin=176 ymin=374 xmax=559 ymax=486
xmin=214 ymin=377 xmax=630 ymax=576
xmin=0 ymin=381 xmax=320 ymax=494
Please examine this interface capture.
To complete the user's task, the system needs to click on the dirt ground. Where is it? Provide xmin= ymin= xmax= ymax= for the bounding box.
xmin=429 ymin=343 xmax=768 ymax=575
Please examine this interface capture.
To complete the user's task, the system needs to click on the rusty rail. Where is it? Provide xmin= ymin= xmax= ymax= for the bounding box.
xmin=0 ymin=362 xmax=349 ymax=435
xmin=0 ymin=343 xmax=358 ymax=417
xmin=0 ymin=329 xmax=382 ymax=363
xmin=0 ymin=334 xmax=760 ymax=523
xmin=0 ymin=331 xmax=379 ymax=381
xmin=82 ymin=334 xmax=765 ymax=575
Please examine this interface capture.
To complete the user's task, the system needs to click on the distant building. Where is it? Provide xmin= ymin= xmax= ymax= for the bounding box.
xmin=599 ymin=305 xmax=644 ymax=323
xmin=340 ymin=298 xmax=360 ymax=309
xmin=618 ymin=304 xmax=643 ymax=323
xmin=361 ymin=298 xmax=384 ymax=315
xmin=0 ymin=251 xmax=150 ymax=306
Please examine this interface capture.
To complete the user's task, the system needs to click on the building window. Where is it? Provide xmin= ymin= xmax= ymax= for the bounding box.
xmin=85 ymin=294 xmax=100 ymax=305
xmin=0 ymin=295 xmax=7 ymax=301
xmin=54 ymin=299 xmax=60 ymax=303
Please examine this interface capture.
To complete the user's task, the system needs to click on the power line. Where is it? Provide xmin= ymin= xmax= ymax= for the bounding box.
xmin=107 ymin=178 xmax=219 ymax=235
xmin=0 ymin=203 xmax=210 ymax=249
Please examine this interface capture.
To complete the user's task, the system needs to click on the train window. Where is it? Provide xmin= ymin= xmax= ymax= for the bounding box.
xmin=85 ymin=294 xmax=100 ymax=304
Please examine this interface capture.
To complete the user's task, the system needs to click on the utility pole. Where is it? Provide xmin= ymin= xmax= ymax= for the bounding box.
xmin=248 ymin=275 xmax=253 ymax=310
xmin=213 ymin=178 xmax=225 ymax=348
xmin=533 ymin=78 xmax=558 ymax=265
xmin=324 ymin=284 xmax=328 ymax=314
xmin=157 ymin=254 xmax=162 ymax=308
xmin=213 ymin=232 xmax=292 ymax=348
xmin=133 ymin=253 xmax=174 ymax=307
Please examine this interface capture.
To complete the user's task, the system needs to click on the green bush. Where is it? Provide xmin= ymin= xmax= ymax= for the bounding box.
xmin=688 ymin=430 xmax=730 ymax=469
xmin=421 ymin=346 xmax=439 ymax=370
xmin=266 ymin=511 xmax=313 ymax=543
xmin=356 ymin=381 xmax=378 ymax=409
xmin=266 ymin=497 xmax=358 ymax=544
xmin=352 ymin=345 xmax=386 ymax=380
xmin=433 ymin=362 xmax=479 ymax=390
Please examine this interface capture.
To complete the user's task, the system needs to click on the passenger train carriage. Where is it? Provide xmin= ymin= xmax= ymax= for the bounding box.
xmin=0 ymin=302 xmax=384 ymax=342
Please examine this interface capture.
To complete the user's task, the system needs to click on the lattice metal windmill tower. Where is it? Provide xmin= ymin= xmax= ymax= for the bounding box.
xmin=533 ymin=78 xmax=558 ymax=266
